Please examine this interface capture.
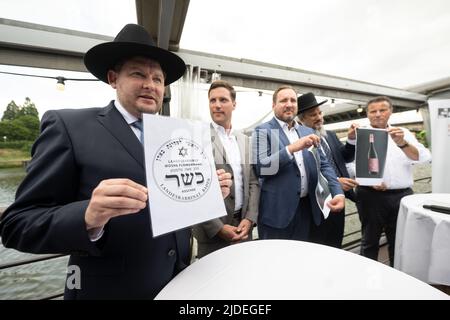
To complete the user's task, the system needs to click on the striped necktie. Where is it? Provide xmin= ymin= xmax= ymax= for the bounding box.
xmin=320 ymin=137 xmax=339 ymax=176
xmin=131 ymin=119 xmax=144 ymax=144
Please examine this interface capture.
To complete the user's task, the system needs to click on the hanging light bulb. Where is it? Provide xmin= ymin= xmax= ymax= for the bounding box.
xmin=330 ymin=98 xmax=335 ymax=108
xmin=56 ymin=77 xmax=65 ymax=91
xmin=357 ymin=105 xmax=363 ymax=113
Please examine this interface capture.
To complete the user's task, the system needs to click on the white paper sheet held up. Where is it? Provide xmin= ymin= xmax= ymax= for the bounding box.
xmin=308 ymin=146 xmax=332 ymax=219
xmin=142 ymin=114 xmax=227 ymax=237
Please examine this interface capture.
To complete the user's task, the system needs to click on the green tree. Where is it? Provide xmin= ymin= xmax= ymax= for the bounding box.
xmin=14 ymin=115 xmax=40 ymax=140
xmin=18 ymin=97 xmax=39 ymax=118
xmin=1 ymin=100 xmax=20 ymax=120
xmin=0 ymin=120 xmax=29 ymax=140
xmin=0 ymin=97 xmax=40 ymax=143
xmin=416 ymin=130 xmax=429 ymax=148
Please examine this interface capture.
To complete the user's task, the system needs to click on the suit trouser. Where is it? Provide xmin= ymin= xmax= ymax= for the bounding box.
xmin=309 ymin=208 xmax=345 ymax=249
xmin=258 ymin=196 xmax=314 ymax=241
xmin=356 ymin=186 xmax=413 ymax=266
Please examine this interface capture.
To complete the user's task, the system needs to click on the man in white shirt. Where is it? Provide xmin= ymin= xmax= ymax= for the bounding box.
xmin=356 ymin=96 xmax=431 ymax=266
xmin=193 ymin=80 xmax=260 ymax=258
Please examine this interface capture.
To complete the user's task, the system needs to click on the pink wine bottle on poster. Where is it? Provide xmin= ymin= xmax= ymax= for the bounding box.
xmin=368 ymin=133 xmax=379 ymax=175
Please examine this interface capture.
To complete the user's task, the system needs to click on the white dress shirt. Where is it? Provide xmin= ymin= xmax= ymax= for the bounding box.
xmin=211 ymin=122 xmax=244 ymax=211
xmin=274 ymin=117 xmax=308 ymax=197
xmin=114 ymin=100 xmax=141 ymax=140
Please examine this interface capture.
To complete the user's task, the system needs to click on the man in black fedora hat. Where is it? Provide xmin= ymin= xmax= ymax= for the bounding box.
xmin=297 ymin=92 xmax=358 ymax=248
xmin=0 ymin=24 xmax=232 ymax=299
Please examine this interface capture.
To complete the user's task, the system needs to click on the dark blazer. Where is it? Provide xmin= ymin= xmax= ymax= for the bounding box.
xmin=252 ymin=117 xmax=343 ymax=229
xmin=324 ymin=130 xmax=356 ymax=202
xmin=0 ymin=102 xmax=190 ymax=299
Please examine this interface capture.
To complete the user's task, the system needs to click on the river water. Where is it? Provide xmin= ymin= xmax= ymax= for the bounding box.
xmin=0 ymin=167 xmax=25 ymax=208
xmin=0 ymin=167 xmax=68 ymax=299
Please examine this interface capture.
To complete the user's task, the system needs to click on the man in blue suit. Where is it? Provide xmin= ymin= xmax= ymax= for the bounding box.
xmin=297 ymin=92 xmax=358 ymax=248
xmin=252 ymin=86 xmax=345 ymax=241
xmin=0 ymin=24 xmax=232 ymax=299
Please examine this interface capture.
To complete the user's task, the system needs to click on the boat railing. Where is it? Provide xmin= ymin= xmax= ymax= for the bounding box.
xmin=0 ymin=175 xmax=432 ymax=299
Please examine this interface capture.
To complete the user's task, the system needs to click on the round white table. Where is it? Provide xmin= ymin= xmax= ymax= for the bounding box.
xmin=156 ymin=240 xmax=448 ymax=300
xmin=395 ymin=193 xmax=450 ymax=286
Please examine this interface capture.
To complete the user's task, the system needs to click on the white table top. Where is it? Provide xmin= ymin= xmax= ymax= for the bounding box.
xmin=156 ymin=240 xmax=448 ymax=300
xmin=395 ymin=193 xmax=450 ymax=285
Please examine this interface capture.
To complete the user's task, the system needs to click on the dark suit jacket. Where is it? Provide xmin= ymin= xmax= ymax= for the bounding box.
xmin=324 ymin=130 xmax=356 ymax=202
xmin=0 ymin=102 xmax=190 ymax=299
xmin=252 ymin=117 xmax=343 ymax=229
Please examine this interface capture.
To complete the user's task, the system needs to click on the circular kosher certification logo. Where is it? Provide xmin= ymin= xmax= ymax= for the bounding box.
xmin=153 ymin=137 xmax=212 ymax=202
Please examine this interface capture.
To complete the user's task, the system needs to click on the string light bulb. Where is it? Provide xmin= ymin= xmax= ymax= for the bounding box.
xmin=56 ymin=77 xmax=66 ymax=91
xmin=0 ymin=71 xmax=99 ymax=91
xmin=357 ymin=105 xmax=363 ymax=113
xmin=330 ymin=98 xmax=335 ymax=108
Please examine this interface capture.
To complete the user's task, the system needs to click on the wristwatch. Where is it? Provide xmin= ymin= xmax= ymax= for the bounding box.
xmin=397 ymin=141 xmax=409 ymax=148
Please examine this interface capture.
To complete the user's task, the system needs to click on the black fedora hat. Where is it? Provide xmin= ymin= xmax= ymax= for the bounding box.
xmin=297 ymin=92 xmax=328 ymax=114
xmin=84 ymin=24 xmax=186 ymax=85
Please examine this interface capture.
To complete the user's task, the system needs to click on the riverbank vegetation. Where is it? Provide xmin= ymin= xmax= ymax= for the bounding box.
xmin=0 ymin=148 xmax=30 ymax=169
xmin=0 ymin=98 xmax=38 ymax=168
